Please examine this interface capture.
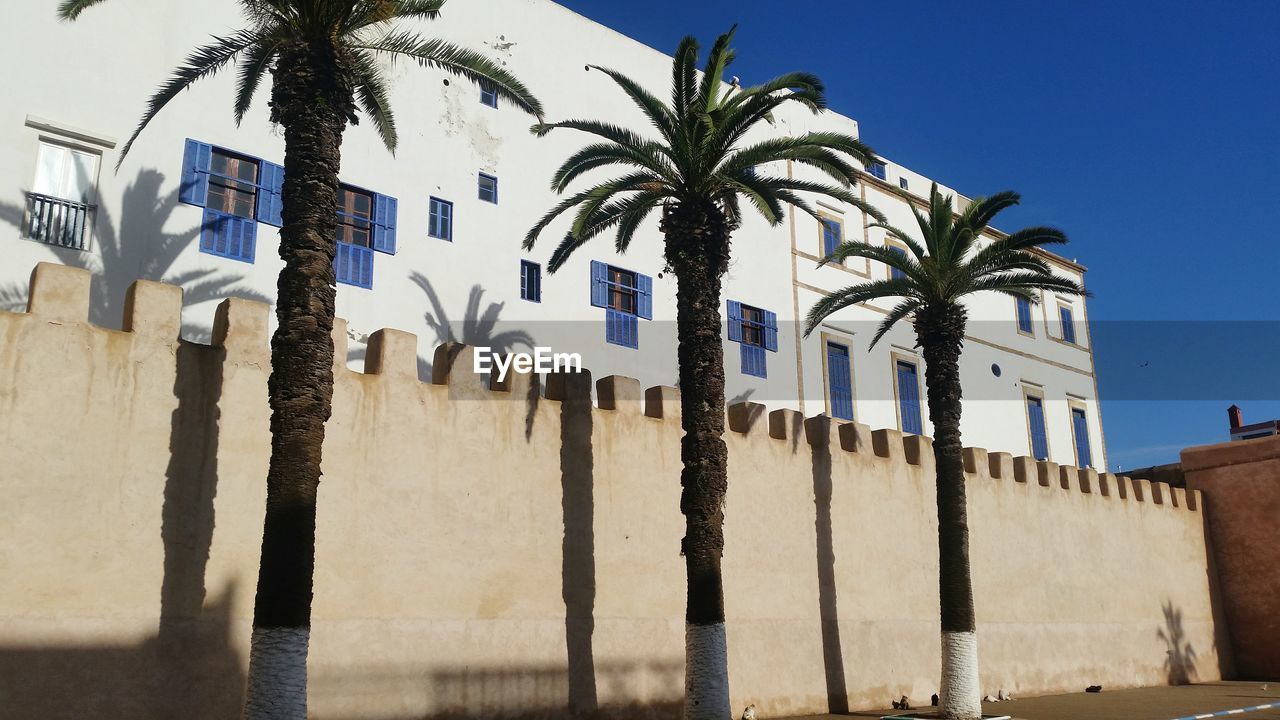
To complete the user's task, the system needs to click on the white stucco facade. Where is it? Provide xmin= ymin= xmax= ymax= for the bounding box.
xmin=0 ymin=0 xmax=1104 ymax=468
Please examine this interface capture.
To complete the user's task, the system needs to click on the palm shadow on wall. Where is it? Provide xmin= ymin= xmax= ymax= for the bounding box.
xmin=0 ymin=168 xmax=269 ymax=339
xmin=1159 ymin=600 xmax=1198 ymax=685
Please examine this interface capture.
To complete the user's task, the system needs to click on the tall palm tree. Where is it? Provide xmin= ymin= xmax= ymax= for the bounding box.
xmin=58 ymin=1 xmax=542 ymax=717
xmin=804 ymin=184 xmax=1086 ymax=720
xmin=525 ymin=27 xmax=881 ymax=719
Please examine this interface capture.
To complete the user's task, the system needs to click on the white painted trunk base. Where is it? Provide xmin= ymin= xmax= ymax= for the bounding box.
xmin=685 ymin=622 xmax=731 ymax=720
xmin=243 ymin=626 xmax=310 ymax=720
xmin=940 ymin=630 xmax=981 ymax=720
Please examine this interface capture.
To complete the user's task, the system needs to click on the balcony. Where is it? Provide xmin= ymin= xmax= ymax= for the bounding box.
xmin=25 ymin=192 xmax=96 ymax=251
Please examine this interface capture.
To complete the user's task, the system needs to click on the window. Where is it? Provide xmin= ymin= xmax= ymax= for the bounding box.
xmin=728 ymin=301 xmax=778 ymax=378
xmin=180 ymin=139 xmax=281 ymax=263
xmin=26 ymin=140 xmax=99 ymax=250
xmin=1027 ymin=394 xmax=1049 ymax=460
xmin=868 ymin=160 xmax=887 ymax=181
xmin=827 ymin=341 xmax=854 ymax=420
xmin=1059 ymin=305 xmax=1077 ymax=344
xmin=820 ymin=216 xmax=843 ymax=257
xmin=896 ymin=360 xmax=923 ymax=435
xmin=480 ymin=82 xmax=498 ymax=108
xmin=590 ymin=261 xmax=652 ymax=349
xmin=429 ymin=197 xmax=453 ymax=241
xmin=336 ymin=185 xmax=373 ymax=247
xmin=520 ymin=260 xmax=541 ymax=302
xmin=207 ymin=149 xmax=259 ymax=219
xmin=1071 ymin=407 xmax=1093 ymax=468
xmin=888 ymin=245 xmax=908 ymax=280
xmin=1016 ymin=295 xmax=1034 ymax=335
xmin=899 ymin=177 xmax=909 ymax=190
xmin=478 ymin=173 xmax=498 ymax=204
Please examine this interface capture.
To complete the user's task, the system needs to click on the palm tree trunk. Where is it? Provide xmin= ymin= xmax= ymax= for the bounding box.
xmin=917 ymin=305 xmax=981 ymax=720
xmin=663 ymin=202 xmax=733 ymax=720
xmin=243 ymin=42 xmax=354 ymax=720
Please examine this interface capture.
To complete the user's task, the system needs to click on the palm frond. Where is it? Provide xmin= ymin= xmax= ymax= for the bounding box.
xmin=351 ymin=49 xmax=398 ymax=151
xmin=804 ymin=278 xmax=921 ymax=336
xmin=869 ymin=298 xmax=923 ymax=348
xmin=56 ymin=0 xmax=108 ymax=20
xmin=233 ymin=37 xmax=279 ymax=126
xmin=119 ymin=30 xmax=263 ymax=167
xmin=355 ymin=30 xmax=543 ymax=117
xmin=587 ymin=65 xmax=676 ymax=142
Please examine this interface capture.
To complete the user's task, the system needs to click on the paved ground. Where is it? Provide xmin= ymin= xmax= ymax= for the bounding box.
xmin=781 ymin=682 xmax=1280 ymax=720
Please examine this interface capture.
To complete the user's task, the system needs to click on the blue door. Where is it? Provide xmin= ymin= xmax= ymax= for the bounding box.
xmin=1072 ymin=408 xmax=1093 ymax=467
xmin=1028 ymin=396 xmax=1049 ymax=460
xmin=896 ymin=360 xmax=922 ymax=435
xmin=827 ymin=342 xmax=853 ymax=420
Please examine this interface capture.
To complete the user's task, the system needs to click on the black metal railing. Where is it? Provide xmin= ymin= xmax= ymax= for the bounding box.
xmin=25 ymin=192 xmax=96 ymax=250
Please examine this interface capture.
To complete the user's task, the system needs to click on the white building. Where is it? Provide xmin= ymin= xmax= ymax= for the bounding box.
xmin=0 ymin=0 xmax=1105 ymax=469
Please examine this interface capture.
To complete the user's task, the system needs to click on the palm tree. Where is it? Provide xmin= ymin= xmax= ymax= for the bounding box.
xmin=58 ymin=1 xmax=542 ymax=717
xmin=804 ymin=184 xmax=1086 ymax=720
xmin=524 ymin=27 xmax=881 ymax=719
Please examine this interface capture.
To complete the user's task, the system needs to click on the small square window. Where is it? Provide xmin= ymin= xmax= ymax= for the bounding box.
xmin=478 ymin=173 xmax=498 ymax=204
xmin=868 ymin=160 xmax=887 ymax=181
xmin=520 ymin=260 xmax=541 ymax=302
xmin=899 ymin=177 xmax=909 ymax=190
xmin=480 ymin=82 xmax=498 ymax=108
xmin=429 ymin=197 xmax=453 ymax=241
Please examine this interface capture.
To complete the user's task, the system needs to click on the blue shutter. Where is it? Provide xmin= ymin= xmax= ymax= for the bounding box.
xmin=741 ymin=344 xmax=766 ymax=378
xmin=827 ymin=343 xmax=854 ymax=420
xmin=199 ymin=210 xmax=256 ymax=263
xmin=897 ymin=361 xmax=923 ymax=435
xmin=605 ymin=308 xmax=638 ymax=348
xmin=590 ymin=261 xmax=609 ymax=308
xmin=335 ymin=242 xmax=374 ymax=289
xmin=1029 ymin=397 xmax=1049 ymax=460
xmin=180 ymin=139 xmax=212 ymax=206
xmin=256 ymin=160 xmax=284 ymax=227
xmin=727 ymin=300 xmax=743 ymax=342
xmin=371 ymin=193 xmax=397 ymax=255
xmin=1072 ymin=409 xmax=1092 ymax=468
xmin=1060 ymin=307 xmax=1076 ymax=344
xmin=889 ymin=247 xmax=907 ymax=280
xmin=1016 ymin=295 xmax=1033 ymax=333
xmin=636 ymin=273 xmax=653 ymax=319
xmin=763 ymin=310 xmax=778 ymax=352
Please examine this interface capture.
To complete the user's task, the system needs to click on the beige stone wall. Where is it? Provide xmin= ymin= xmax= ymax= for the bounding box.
xmin=0 ymin=264 xmax=1222 ymax=719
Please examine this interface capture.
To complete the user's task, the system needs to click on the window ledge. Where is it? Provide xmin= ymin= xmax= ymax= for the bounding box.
xmin=26 ymin=115 xmax=117 ymax=149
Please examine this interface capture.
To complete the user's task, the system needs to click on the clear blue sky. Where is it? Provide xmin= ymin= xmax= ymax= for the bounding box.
xmin=556 ymin=0 xmax=1280 ymax=471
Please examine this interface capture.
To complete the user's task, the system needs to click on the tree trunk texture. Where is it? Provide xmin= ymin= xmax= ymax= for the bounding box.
xmin=916 ymin=304 xmax=982 ymax=720
xmin=662 ymin=201 xmax=733 ymax=720
xmin=243 ymin=40 xmax=356 ymax=720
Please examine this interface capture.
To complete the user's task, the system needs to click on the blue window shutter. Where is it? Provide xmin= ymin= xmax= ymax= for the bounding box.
xmin=1072 ymin=408 xmax=1092 ymax=467
xmin=590 ymin=261 xmax=608 ymax=308
xmin=604 ymin=309 xmax=638 ymax=348
xmin=897 ymin=361 xmax=923 ymax=435
xmin=741 ymin=344 xmax=766 ymax=378
xmin=763 ymin=310 xmax=778 ymax=352
xmin=626 ymin=313 xmax=638 ymax=348
xmin=335 ymin=242 xmax=374 ymax=289
xmin=1060 ymin=307 xmax=1076 ymax=343
xmin=372 ymin=193 xmax=398 ymax=255
xmin=636 ymin=273 xmax=653 ymax=319
xmin=256 ymin=160 xmax=284 ymax=227
xmin=199 ymin=209 xmax=256 ymax=263
xmin=822 ymin=220 xmax=841 ymax=257
xmin=727 ymin=300 xmax=743 ymax=343
xmin=180 ymin=139 xmax=212 ymax=206
xmin=1029 ymin=397 xmax=1049 ymax=460
xmin=827 ymin=343 xmax=854 ymax=420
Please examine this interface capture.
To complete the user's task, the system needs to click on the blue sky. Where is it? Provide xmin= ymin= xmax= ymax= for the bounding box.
xmin=557 ymin=0 xmax=1280 ymax=471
